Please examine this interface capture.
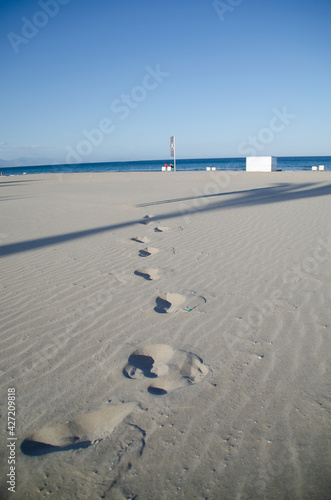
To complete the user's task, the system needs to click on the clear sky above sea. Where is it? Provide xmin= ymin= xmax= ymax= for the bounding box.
xmin=0 ymin=0 xmax=330 ymax=164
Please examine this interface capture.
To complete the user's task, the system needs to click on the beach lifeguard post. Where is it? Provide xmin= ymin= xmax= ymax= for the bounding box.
xmin=246 ymin=156 xmax=277 ymax=172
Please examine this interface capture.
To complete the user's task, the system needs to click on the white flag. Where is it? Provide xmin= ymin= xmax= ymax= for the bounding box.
xmin=170 ymin=136 xmax=175 ymax=157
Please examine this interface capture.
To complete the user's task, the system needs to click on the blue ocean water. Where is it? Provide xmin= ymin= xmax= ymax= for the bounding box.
xmin=1 ymin=156 xmax=330 ymax=176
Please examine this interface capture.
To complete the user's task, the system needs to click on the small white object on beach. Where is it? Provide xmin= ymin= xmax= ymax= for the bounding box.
xmin=206 ymin=167 xmax=211 ymax=171
xmin=319 ymin=165 xmax=325 ymax=171
xmin=246 ymin=156 xmax=277 ymax=172
xmin=312 ymin=166 xmax=318 ymax=171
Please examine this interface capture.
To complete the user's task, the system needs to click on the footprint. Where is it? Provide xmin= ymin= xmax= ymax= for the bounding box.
xmin=21 ymin=402 xmax=137 ymax=455
xmin=154 ymin=226 xmax=169 ymax=232
xmin=123 ymin=344 xmax=174 ymax=379
xmin=140 ymin=215 xmax=154 ymax=225
xmin=139 ymin=247 xmax=159 ymax=257
xmin=154 ymin=293 xmax=186 ymax=313
xmin=149 ymin=351 xmax=209 ymax=395
xmin=131 ymin=236 xmax=150 ymax=244
xmin=124 ymin=345 xmax=209 ymax=395
xmin=134 ymin=268 xmax=160 ymax=280
xmin=183 ymin=294 xmax=207 ymax=313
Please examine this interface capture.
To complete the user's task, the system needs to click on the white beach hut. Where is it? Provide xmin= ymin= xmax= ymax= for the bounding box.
xmin=246 ymin=156 xmax=277 ymax=172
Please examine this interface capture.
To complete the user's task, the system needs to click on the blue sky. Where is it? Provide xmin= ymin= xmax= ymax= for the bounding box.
xmin=0 ymin=0 xmax=330 ymax=164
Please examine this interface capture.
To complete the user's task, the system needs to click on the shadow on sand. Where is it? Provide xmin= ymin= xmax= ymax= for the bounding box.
xmin=1 ymin=182 xmax=330 ymax=257
xmin=20 ymin=439 xmax=92 ymax=456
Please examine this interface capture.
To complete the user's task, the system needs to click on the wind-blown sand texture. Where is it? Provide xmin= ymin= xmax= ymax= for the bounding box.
xmin=0 ymin=171 xmax=331 ymax=499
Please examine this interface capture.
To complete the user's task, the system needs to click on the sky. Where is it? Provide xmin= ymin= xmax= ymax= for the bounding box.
xmin=0 ymin=0 xmax=330 ymax=164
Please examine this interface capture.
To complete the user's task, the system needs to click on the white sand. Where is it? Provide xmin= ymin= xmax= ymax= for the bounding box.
xmin=0 ymin=171 xmax=331 ymax=499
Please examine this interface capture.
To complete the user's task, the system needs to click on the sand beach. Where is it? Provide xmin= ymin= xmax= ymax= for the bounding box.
xmin=1 ymin=170 xmax=331 ymax=499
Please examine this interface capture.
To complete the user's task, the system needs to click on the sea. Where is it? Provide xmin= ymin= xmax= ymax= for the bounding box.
xmin=0 ymin=156 xmax=330 ymax=176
